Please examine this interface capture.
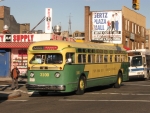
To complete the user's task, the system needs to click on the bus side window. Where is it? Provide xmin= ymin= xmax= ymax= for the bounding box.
xmin=104 ymin=55 xmax=108 ymax=62
xmin=96 ymin=55 xmax=100 ymax=63
xmin=118 ymin=55 xmax=120 ymax=62
xmin=115 ymin=55 xmax=117 ymax=62
xmin=110 ymin=55 xmax=112 ymax=62
xmin=78 ymin=54 xmax=82 ymax=63
xmin=100 ymin=55 xmax=103 ymax=63
xmin=88 ymin=54 xmax=92 ymax=63
xmin=83 ymin=54 xmax=86 ymax=63
xmin=92 ymin=54 xmax=95 ymax=63
xmin=66 ymin=53 xmax=75 ymax=63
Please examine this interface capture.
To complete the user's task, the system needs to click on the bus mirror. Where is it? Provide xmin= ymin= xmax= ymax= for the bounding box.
xmin=144 ymin=63 xmax=146 ymax=67
xmin=66 ymin=58 xmax=72 ymax=64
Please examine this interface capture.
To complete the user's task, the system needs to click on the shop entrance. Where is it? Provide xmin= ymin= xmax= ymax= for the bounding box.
xmin=0 ymin=50 xmax=9 ymax=77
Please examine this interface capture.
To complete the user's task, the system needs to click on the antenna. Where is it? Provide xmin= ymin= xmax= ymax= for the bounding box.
xmin=68 ymin=13 xmax=72 ymax=36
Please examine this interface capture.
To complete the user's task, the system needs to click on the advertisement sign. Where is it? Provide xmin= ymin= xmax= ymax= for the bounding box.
xmin=45 ymin=8 xmax=52 ymax=33
xmin=0 ymin=34 xmax=51 ymax=42
xmin=92 ymin=11 xmax=122 ymax=44
xmin=11 ymin=49 xmax=27 ymax=76
xmin=130 ymin=33 xmax=135 ymax=40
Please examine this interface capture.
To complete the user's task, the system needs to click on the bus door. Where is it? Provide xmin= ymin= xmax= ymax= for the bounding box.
xmin=146 ymin=55 xmax=150 ymax=77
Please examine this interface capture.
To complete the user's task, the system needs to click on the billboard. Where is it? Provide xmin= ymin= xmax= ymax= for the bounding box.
xmin=45 ymin=8 xmax=52 ymax=33
xmin=92 ymin=11 xmax=122 ymax=44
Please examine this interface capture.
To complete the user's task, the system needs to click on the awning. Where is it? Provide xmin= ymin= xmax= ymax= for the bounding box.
xmin=0 ymin=42 xmax=33 ymax=48
xmin=123 ymin=46 xmax=131 ymax=51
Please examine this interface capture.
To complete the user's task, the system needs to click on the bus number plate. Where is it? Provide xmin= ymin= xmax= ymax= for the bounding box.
xmin=40 ymin=73 xmax=50 ymax=77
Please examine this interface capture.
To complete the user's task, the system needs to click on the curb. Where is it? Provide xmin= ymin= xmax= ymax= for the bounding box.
xmin=0 ymin=91 xmax=21 ymax=100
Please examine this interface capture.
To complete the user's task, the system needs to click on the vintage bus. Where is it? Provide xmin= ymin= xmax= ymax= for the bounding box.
xmin=127 ymin=49 xmax=150 ymax=80
xmin=26 ymin=40 xmax=129 ymax=96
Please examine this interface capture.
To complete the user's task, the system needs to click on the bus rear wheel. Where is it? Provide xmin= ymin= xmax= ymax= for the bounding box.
xmin=114 ymin=72 xmax=122 ymax=88
xmin=75 ymin=76 xmax=86 ymax=95
xmin=39 ymin=92 xmax=48 ymax=96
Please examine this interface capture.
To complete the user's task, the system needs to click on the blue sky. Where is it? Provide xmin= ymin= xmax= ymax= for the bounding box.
xmin=0 ymin=0 xmax=149 ymax=32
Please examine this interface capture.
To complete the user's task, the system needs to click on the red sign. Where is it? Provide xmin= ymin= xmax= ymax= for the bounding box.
xmin=0 ymin=35 xmax=4 ymax=42
xmin=18 ymin=49 xmax=27 ymax=56
xmin=13 ymin=35 xmax=34 ymax=42
xmin=44 ymin=46 xmax=58 ymax=50
xmin=51 ymin=34 xmax=75 ymax=42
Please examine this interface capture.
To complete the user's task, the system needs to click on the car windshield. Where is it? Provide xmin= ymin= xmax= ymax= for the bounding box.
xmin=30 ymin=53 xmax=63 ymax=64
xmin=131 ymin=56 xmax=142 ymax=66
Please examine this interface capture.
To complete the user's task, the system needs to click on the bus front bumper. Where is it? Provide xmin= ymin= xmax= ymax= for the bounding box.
xmin=26 ymin=84 xmax=65 ymax=91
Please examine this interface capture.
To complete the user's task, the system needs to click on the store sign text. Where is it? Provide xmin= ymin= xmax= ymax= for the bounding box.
xmin=51 ymin=34 xmax=75 ymax=42
xmin=13 ymin=35 xmax=34 ymax=42
xmin=0 ymin=35 xmax=34 ymax=42
xmin=0 ymin=35 xmax=4 ymax=42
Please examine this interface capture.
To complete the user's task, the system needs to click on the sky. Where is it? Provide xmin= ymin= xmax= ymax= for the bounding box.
xmin=0 ymin=0 xmax=149 ymax=33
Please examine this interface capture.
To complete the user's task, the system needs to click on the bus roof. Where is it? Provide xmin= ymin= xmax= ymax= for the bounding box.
xmin=28 ymin=40 xmax=126 ymax=51
xmin=127 ymin=49 xmax=150 ymax=52
xmin=127 ymin=49 xmax=150 ymax=55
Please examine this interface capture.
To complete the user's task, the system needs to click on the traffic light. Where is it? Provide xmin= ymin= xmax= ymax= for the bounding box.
xmin=132 ymin=0 xmax=140 ymax=10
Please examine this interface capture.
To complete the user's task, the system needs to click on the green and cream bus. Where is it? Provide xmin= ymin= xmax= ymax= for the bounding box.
xmin=26 ymin=40 xmax=129 ymax=96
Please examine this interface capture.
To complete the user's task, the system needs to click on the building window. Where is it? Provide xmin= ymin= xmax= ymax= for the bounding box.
xmin=125 ymin=37 xmax=129 ymax=47
xmin=141 ymin=27 xmax=144 ymax=37
xmin=132 ymin=23 xmax=134 ymax=33
xmin=138 ymin=42 xmax=140 ymax=49
xmin=135 ymin=24 xmax=136 ymax=34
xmin=132 ymin=41 xmax=134 ymax=50
xmin=125 ymin=20 xmax=127 ymax=30
xmin=135 ymin=41 xmax=137 ymax=49
xmin=128 ymin=20 xmax=130 ymax=31
xmin=142 ymin=42 xmax=144 ymax=49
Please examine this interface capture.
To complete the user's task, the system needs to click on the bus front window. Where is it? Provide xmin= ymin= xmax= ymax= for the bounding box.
xmin=30 ymin=54 xmax=45 ymax=64
xmin=46 ymin=53 xmax=62 ymax=64
xmin=131 ymin=56 xmax=142 ymax=66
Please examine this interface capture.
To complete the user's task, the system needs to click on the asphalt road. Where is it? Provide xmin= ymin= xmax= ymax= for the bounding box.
xmin=1 ymin=79 xmax=150 ymax=113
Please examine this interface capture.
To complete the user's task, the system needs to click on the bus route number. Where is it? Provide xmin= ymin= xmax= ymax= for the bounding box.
xmin=40 ymin=73 xmax=49 ymax=77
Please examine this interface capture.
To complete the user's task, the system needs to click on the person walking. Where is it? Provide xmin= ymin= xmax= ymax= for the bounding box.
xmin=10 ymin=65 xmax=20 ymax=90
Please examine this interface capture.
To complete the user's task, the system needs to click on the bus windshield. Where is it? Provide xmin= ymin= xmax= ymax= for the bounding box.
xmin=131 ymin=56 xmax=142 ymax=66
xmin=30 ymin=53 xmax=63 ymax=64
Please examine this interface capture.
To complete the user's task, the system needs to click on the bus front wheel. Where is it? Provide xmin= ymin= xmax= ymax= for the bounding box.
xmin=114 ymin=72 xmax=122 ymax=88
xmin=75 ymin=76 xmax=86 ymax=95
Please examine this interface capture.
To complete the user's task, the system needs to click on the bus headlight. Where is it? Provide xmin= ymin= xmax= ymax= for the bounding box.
xmin=55 ymin=72 xmax=61 ymax=78
xmin=30 ymin=72 xmax=34 ymax=78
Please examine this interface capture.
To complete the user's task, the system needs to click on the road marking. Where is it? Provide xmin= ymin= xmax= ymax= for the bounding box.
xmin=0 ymin=100 xmax=28 ymax=102
xmin=86 ymin=92 xmax=150 ymax=95
xmin=0 ymin=85 xmax=10 ymax=87
xmin=126 ymin=84 xmax=150 ymax=86
xmin=7 ymin=100 xmax=28 ymax=102
xmin=59 ymin=99 xmax=150 ymax=102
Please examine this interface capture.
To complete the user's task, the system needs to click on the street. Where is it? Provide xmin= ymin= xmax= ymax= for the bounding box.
xmin=0 ymin=79 xmax=150 ymax=113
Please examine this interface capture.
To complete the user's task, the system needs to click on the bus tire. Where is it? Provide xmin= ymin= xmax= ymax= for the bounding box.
xmin=39 ymin=92 xmax=48 ymax=96
xmin=114 ymin=72 xmax=122 ymax=88
xmin=75 ymin=76 xmax=86 ymax=95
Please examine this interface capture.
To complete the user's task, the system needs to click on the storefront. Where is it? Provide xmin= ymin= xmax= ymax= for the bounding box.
xmin=0 ymin=34 xmax=51 ymax=77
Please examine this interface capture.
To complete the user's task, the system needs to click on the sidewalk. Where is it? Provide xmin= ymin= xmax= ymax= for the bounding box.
xmin=0 ymin=77 xmax=27 ymax=100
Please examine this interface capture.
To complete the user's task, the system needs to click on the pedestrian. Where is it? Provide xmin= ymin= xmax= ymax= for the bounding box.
xmin=10 ymin=65 xmax=20 ymax=90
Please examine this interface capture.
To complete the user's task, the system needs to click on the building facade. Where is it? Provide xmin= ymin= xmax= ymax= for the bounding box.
xmin=0 ymin=6 xmax=30 ymax=34
xmin=84 ymin=6 xmax=146 ymax=50
xmin=146 ymin=29 xmax=150 ymax=49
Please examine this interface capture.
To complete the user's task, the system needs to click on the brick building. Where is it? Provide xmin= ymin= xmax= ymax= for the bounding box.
xmin=0 ymin=6 xmax=30 ymax=34
xmin=84 ymin=6 xmax=146 ymax=50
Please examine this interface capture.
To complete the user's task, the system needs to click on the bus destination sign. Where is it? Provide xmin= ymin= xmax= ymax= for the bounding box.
xmin=32 ymin=46 xmax=58 ymax=50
